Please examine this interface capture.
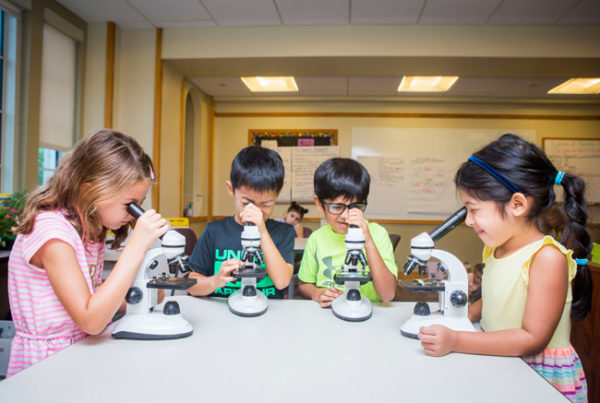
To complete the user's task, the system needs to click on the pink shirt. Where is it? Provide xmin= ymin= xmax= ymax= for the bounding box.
xmin=7 ymin=210 xmax=104 ymax=376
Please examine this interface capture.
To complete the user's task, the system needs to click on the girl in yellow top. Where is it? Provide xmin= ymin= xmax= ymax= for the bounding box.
xmin=418 ymin=134 xmax=592 ymax=402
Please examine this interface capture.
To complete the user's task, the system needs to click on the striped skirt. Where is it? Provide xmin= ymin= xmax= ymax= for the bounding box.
xmin=523 ymin=345 xmax=587 ymax=402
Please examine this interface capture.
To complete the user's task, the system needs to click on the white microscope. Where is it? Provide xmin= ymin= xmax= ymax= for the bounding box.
xmin=400 ymin=207 xmax=476 ymax=338
xmin=112 ymin=203 xmax=197 ymax=340
xmin=331 ymin=225 xmax=373 ymax=322
xmin=227 ymin=223 xmax=269 ymax=317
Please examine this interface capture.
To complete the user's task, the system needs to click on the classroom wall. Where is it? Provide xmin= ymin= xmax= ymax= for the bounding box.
xmin=210 ymin=100 xmax=600 ymax=265
xmin=112 ymin=29 xmax=155 ymax=155
xmin=82 ymin=24 xmax=156 ymax=153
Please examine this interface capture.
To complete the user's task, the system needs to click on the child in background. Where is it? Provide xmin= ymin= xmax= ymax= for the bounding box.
xmin=297 ymin=158 xmax=397 ymax=307
xmin=187 ymin=146 xmax=294 ymax=299
xmin=417 ymin=134 xmax=591 ymax=402
xmin=7 ymin=130 xmax=168 ymax=376
xmin=277 ymin=201 xmax=309 ymax=238
xmin=539 ymin=203 xmax=566 ymax=242
xmin=467 ymin=262 xmax=484 ymax=304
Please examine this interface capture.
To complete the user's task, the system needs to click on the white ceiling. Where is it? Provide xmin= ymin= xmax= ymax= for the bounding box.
xmin=56 ymin=0 xmax=600 ymax=101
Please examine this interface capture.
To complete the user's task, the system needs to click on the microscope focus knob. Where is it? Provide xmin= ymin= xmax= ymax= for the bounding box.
xmin=450 ymin=290 xmax=468 ymax=307
xmin=242 ymin=285 xmax=257 ymax=297
xmin=163 ymin=301 xmax=181 ymax=315
xmin=347 ymin=289 xmax=361 ymax=301
xmin=125 ymin=287 xmax=143 ymax=304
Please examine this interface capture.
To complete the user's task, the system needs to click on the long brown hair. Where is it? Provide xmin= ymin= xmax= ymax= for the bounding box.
xmin=18 ymin=130 xmax=155 ymax=247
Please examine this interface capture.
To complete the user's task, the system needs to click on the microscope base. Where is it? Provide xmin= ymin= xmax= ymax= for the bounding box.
xmin=228 ymin=289 xmax=268 ymax=317
xmin=112 ymin=312 xmax=193 ymax=340
xmin=400 ymin=310 xmax=476 ymax=339
xmin=331 ymin=296 xmax=373 ymax=322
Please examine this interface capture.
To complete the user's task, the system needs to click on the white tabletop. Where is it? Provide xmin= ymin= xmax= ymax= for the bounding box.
xmin=293 ymin=237 xmax=307 ymax=252
xmin=0 ymin=297 xmax=565 ymax=402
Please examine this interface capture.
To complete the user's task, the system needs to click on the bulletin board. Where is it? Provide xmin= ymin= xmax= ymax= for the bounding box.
xmin=543 ymin=138 xmax=600 ymax=204
xmin=250 ymin=130 xmax=339 ymax=203
xmin=249 ymin=129 xmax=337 ymax=147
xmin=351 ymin=128 xmax=536 ymax=220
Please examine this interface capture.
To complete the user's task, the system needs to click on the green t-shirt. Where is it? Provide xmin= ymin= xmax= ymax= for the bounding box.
xmin=298 ymin=223 xmax=397 ymax=302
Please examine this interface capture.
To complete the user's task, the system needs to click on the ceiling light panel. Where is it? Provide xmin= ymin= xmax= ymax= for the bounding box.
xmin=397 ymin=76 xmax=459 ymax=92
xmin=548 ymin=78 xmax=600 ymax=94
xmin=241 ymin=76 xmax=299 ymax=92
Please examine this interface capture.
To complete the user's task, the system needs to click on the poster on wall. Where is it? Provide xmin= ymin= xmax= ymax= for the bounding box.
xmin=250 ymin=130 xmax=338 ymax=203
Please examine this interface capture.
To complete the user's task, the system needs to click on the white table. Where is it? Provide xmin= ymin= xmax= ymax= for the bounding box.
xmin=0 ymin=297 xmax=566 ymax=402
xmin=293 ymin=237 xmax=307 ymax=252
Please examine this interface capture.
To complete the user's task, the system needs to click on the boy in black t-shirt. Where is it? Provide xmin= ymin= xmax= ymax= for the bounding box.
xmin=187 ymin=146 xmax=294 ymax=298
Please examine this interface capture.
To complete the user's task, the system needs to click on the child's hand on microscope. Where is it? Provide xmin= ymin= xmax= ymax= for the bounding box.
xmin=240 ymin=203 xmax=266 ymax=234
xmin=211 ymin=259 xmax=240 ymax=289
xmin=347 ymin=208 xmax=373 ymax=243
xmin=128 ymin=209 xmax=169 ymax=251
xmin=417 ymin=324 xmax=458 ymax=357
xmin=314 ymin=287 xmax=343 ymax=308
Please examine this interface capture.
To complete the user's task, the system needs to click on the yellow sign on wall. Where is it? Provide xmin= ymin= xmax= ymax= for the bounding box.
xmin=166 ymin=218 xmax=189 ymax=228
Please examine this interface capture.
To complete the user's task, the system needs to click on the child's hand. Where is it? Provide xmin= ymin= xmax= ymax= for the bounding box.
xmin=240 ymin=203 xmax=266 ymax=234
xmin=417 ymin=325 xmax=458 ymax=356
xmin=128 ymin=209 xmax=169 ymax=251
xmin=211 ymin=259 xmax=240 ymax=289
xmin=314 ymin=287 xmax=343 ymax=308
xmin=347 ymin=208 xmax=372 ymax=242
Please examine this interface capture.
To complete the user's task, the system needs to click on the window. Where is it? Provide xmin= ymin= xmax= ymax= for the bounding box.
xmin=37 ymin=22 xmax=77 ymax=185
xmin=38 ymin=147 xmax=66 ymax=185
xmin=0 ymin=7 xmax=18 ymax=193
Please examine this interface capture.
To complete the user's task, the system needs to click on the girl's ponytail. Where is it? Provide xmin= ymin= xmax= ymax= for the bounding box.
xmin=559 ymin=172 xmax=593 ymax=321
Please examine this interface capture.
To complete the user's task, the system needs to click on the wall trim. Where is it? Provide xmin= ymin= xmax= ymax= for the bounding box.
xmin=103 ymin=21 xmax=115 ymax=128
xmin=152 ymin=28 xmax=162 ymax=210
xmin=179 ymin=77 xmax=186 ymax=217
xmin=215 ymin=112 xmax=600 ymax=121
xmin=208 ymin=97 xmax=214 ymax=221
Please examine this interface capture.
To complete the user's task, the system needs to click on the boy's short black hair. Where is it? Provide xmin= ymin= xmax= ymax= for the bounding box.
xmin=314 ymin=158 xmax=370 ymax=202
xmin=230 ymin=146 xmax=284 ymax=193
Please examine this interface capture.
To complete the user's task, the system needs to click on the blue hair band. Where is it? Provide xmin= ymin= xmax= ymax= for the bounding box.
xmin=554 ymin=171 xmax=565 ymax=185
xmin=468 ymin=156 xmax=524 ymax=194
xmin=575 ymin=258 xmax=588 ymax=266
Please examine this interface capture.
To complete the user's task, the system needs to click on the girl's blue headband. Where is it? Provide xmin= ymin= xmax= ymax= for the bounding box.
xmin=554 ymin=171 xmax=565 ymax=185
xmin=468 ymin=156 xmax=524 ymax=194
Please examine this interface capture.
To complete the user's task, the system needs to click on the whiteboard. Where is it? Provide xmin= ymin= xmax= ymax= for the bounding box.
xmin=543 ymin=139 xmax=600 ymax=204
xmin=352 ymin=128 xmax=536 ymax=220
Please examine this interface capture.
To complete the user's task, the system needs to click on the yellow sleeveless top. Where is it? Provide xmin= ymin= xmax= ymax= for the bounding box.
xmin=481 ymin=236 xmax=576 ymax=349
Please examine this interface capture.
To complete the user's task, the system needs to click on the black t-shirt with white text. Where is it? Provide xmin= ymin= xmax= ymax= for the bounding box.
xmin=189 ymin=216 xmax=294 ymax=298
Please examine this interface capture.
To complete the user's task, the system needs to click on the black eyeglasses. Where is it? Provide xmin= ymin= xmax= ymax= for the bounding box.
xmin=320 ymin=200 xmax=367 ymax=215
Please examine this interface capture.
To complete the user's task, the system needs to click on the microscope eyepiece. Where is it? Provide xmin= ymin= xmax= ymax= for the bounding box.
xmin=126 ymin=202 xmax=145 ymax=219
xmin=429 ymin=207 xmax=467 ymax=242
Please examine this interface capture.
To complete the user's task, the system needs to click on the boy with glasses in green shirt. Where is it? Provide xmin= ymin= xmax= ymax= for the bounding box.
xmin=297 ymin=158 xmax=398 ymax=307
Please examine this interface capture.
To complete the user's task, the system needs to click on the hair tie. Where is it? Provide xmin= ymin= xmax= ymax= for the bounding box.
xmin=149 ymin=167 xmax=155 ymax=181
xmin=554 ymin=171 xmax=564 ymax=185
xmin=575 ymin=258 xmax=588 ymax=266
xmin=468 ymin=156 xmax=524 ymax=194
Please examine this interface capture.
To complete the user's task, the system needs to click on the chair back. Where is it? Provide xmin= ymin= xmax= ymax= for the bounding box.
xmin=389 ymin=234 xmax=401 ymax=252
xmin=174 ymin=228 xmax=198 ymax=256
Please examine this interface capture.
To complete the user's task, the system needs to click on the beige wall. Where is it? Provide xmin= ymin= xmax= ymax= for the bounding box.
xmin=159 ymin=67 xmax=212 ymax=219
xmin=210 ymin=101 xmax=600 ymax=264
xmin=112 ymin=29 xmax=155 ymax=155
